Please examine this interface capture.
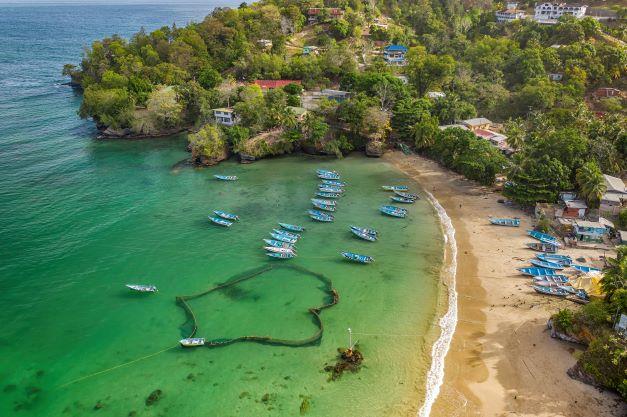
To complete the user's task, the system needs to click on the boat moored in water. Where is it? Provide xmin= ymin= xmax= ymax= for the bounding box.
xmin=266 ymin=251 xmax=296 ymax=259
xmin=317 ymin=171 xmax=341 ymax=180
xmin=312 ymin=201 xmax=336 ymax=212
xmin=393 ymin=190 xmax=419 ymax=200
xmin=126 ymin=284 xmax=158 ymax=293
xmin=341 ymin=251 xmax=374 ymax=264
xmin=272 ymin=228 xmax=300 ymax=240
xmin=308 ymin=209 xmax=334 ymax=222
xmin=321 ymin=180 xmax=345 ymax=187
xmin=351 ymin=229 xmax=377 ymax=241
xmin=390 ymin=196 xmax=415 ymax=204
xmin=278 ymin=222 xmax=305 ymax=232
xmin=311 ymin=198 xmax=337 ymax=206
xmin=379 ymin=205 xmax=407 ymax=218
xmin=264 ymin=246 xmax=296 ymax=254
xmin=214 ymin=175 xmax=238 ymax=181
xmin=350 ymin=225 xmax=378 ymax=236
xmin=214 ymin=210 xmax=239 ymax=221
xmin=263 ymin=239 xmax=295 ymax=249
xmin=489 ymin=217 xmax=521 ymax=227
xmin=270 ymin=232 xmax=297 ymax=244
xmin=316 ymin=191 xmax=341 ymax=199
xmin=382 ymin=185 xmax=409 ymax=191
xmin=209 ymin=216 xmax=233 ymax=227
xmin=180 ymin=338 xmax=205 ymax=347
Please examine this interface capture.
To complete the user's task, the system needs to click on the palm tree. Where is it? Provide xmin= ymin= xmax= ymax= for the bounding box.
xmin=411 ymin=111 xmax=438 ymax=150
xmin=576 ymin=162 xmax=607 ymax=208
xmin=601 ymin=246 xmax=627 ymax=300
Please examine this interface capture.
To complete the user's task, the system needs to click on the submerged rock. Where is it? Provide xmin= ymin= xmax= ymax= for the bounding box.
xmin=324 ymin=347 xmax=364 ymax=380
xmin=145 ymin=389 xmax=163 ymax=406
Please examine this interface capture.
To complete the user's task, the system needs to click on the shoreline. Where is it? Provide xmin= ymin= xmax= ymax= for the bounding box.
xmin=384 ymin=151 xmax=625 ymax=417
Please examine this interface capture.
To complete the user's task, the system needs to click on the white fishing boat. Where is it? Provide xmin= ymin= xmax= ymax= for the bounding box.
xmin=180 ymin=337 xmax=205 ymax=347
xmin=126 ymin=284 xmax=158 ymax=293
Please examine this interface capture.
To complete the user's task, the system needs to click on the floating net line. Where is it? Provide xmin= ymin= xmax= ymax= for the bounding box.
xmin=175 ymin=264 xmax=339 ymax=348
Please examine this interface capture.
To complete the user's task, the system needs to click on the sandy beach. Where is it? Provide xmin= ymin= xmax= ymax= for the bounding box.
xmin=385 ymin=151 xmax=626 ymax=417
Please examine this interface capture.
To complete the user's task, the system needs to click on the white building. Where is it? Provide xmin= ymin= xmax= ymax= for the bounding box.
xmin=534 ymin=3 xmax=588 ymax=23
xmin=600 ymin=174 xmax=626 ymax=217
xmin=496 ymin=2 xmax=527 ymax=23
xmin=213 ymin=108 xmax=237 ymax=126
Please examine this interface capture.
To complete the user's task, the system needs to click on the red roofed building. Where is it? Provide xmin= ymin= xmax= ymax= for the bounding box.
xmin=254 ymin=80 xmax=302 ymax=91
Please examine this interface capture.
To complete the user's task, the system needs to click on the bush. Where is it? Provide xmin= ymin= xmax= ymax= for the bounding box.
xmin=619 ymin=209 xmax=627 ymax=230
xmin=78 ymin=85 xmax=135 ymax=129
xmin=575 ymin=300 xmax=612 ymax=332
xmin=553 ymin=309 xmax=575 ymax=333
xmin=188 ymin=124 xmax=228 ymax=163
xmin=579 ymin=333 xmax=627 ymax=399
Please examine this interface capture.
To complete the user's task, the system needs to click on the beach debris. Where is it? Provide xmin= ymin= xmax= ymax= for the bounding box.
xmin=324 ymin=346 xmax=364 ymax=380
xmin=145 ymin=389 xmax=163 ymax=406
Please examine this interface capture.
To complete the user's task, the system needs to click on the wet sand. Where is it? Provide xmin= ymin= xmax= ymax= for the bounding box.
xmin=385 ymin=152 xmax=625 ymax=417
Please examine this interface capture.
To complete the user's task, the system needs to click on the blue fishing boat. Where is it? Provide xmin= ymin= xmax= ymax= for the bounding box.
xmin=321 ymin=180 xmax=346 ymax=187
xmin=263 ymin=239 xmax=295 ymax=249
xmin=318 ymin=172 xmax=341 ymax=180
xmin=311 ymin=198 xmax=336 ymax=206
xmin=571 ymin=264 xmax=601 ymax=273
xmin=264 ymin=246 xmax=296 ymax=255
xmin=526 ymin=242 xmax=558 ymax=253
xmin=533 ymin=285 xmax=569 ymax=297
xmin=270 ymin=232 xmax=297 ymax=244
xmin=533 ymin=274 xmax=570 ymax=283
xmin=351 ymin=228 xmax=377 ymax=242
xmin=380 ymin=205 xmax=407 ymax=218
xmin=308 ymin=209 xmax=334 ymax=222
xmin=180 ymin=338 xmax=206 ymax=347
xmin=316 ymin=191 xmax=341 ymax=199
xmin=536 ymin=254 xmax=572 ymax=266
xmin=278 ymin=223 xmax=305 ymax=232
xmin=393 ymin=190 xmax=419 ymax=200
xmin=312 ymin=201 xmax=336 ymax=212
xmin=214 ymin=210 xmax=239 ymax=221
xmin=318 ymin=184 xmax=344 ymax=192
xmin=391 ymin=196 xmax=415 ymax=204
xmin=126 ymin=284 xmax=158 ymax=293
xmin=575 ymin=289 xmax=589 ymax=301
xmin=489 ymin=217 xmax=520 ymax=227
xmin=214 ymin=175 xmax=238 ymax=181
xmin=341 ymin=251 xmax=374 ymax=264
xmin=350 ymin=225 xmax=377 ymax=236
xmin=272 ymin=229 xmax=300 ymax=240
xmin=529 ymin=259 xmax=564 ymax=269
xmin=266 ymin=251 xmax=295 ymax=259
xmin=382 ymin=185 xmax=409 ymax=191
xmin=209 ymin=216 xmax=233 ymax=227
xmin=518 ymin=267 xmax=558 ymax=276
xmin=527 ymin=230 xmax=560 ymax=246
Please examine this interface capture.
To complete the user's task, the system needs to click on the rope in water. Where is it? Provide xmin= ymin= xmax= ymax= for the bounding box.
xmin=176 ymin=264 xmax=339 ymax=348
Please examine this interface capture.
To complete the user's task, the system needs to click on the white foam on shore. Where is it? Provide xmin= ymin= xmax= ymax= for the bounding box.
xmin=418 ymin=190 xmax=458 ymax=417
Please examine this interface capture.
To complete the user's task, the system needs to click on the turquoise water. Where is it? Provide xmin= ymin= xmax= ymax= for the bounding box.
xmin=0 ymin=4 xmax=444 ymax=416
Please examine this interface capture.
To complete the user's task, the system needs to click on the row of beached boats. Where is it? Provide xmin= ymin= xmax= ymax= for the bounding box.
xmin=263 ymin=223 xmax=304 ymax=259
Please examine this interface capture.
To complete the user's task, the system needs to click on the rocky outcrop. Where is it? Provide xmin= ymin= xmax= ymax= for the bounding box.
xmin=236 ymin=128 xmax=293 ymax=162
xmin=567 ymin=362 xmax=601 ymax=388
xmin=365 ymin=140 xmax=385 ymax=157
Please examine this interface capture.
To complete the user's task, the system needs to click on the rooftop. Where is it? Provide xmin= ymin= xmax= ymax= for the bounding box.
xmin=254 ymin=79 xmax=302 ymax=89
xmin=574 ymin=220 xmax=607 ymax=229
xmin=463 ymin=117 xmax=493 ymax=126
xmin=384 ymin=45 xmax=408 ymax=52
xmin=213 ymin=107 xmax=234 ymax=113
xmin=564 ymin=200 xmax=588 ymax=209
xmin=603 ymin=174 xmax=626 ymax=193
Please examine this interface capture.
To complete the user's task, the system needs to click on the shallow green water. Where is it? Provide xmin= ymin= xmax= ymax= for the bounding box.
xmin=1 ymin=137 xmax=444 ymax=416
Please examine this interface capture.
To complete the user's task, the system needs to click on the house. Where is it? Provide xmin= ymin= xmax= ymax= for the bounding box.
xmin=473 ymin=129 xmax=512 ymax=153
xmin=573 ymin=219 xmax=609 ymax=242
xmin=615 ymin=314 xmax=627 ymax=338
xmin=534 ymin=3 xmax=588 ymax=23
xmin=593 ymin=87 xmax=622 ymax=98
xmin=257 ymin=39 xmax=273 ymax=50
xmin=383 ymin=45 xmax=408 ymax=66
xmin=321 ymin=89 xmax=351 ymax=102
xmin=427 ymin=91 xmax=446 ymax=99
xmin=559 ymin=191 xmax=578 ymax=202
xmin=620 ymin=230 xmax=627 ymax=244
xmin=439 ymin=124 xmax=470 ymax=131
xmin=549 ymin=73 xmax=563 ymax=81
xmin=287 ymin=106 xmax=308 ymax=121
xmin=496 ymin=2 xmax=527 ymax=22
xmin=600 ymin=174 xmax=626 ymax=216
xmin=213 ymin=108 xmax=237 ymax=126
xmin=302 ymin=45 xmax=319 ymax=56
xmin=562 ymin=200 xmax=588 ymax=218
xmin=254 ymin=79 xmax=302 ymax=91
xmin=462 ymin=117 xmax=493 ymax=131
xmin=307 ymin=8 xmax=344 ymax=24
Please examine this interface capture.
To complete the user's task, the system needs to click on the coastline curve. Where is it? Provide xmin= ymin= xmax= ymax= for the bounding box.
xmin=418 ymin=190 xmax=458 ymax=417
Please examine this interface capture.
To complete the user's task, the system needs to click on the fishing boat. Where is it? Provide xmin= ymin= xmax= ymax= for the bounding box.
xmin=489 ymin=217 xmax=521 ymax=227
xmin=318 ymin=172 xmax=341 ymax=180
xmin=214 ymin=175 xmax=238 ymax=181
xmin=351 ymin=228 xmax=377 ymax=241
xmin=533 ymin=274 xmax=570 ymax=284
xmin=393 ymin=190 xmax=419 ymax=199
xmin=263 ymin=239 xmax=295 ymax=249
xmin=536 ymin=254 xmax=572 ymax=266
xmin=379 ymin=205 xmax=407 ymax=218
xmin=318 ymin=183 xmax=344 ymax=191
xmin=264 ymin=246 xmax=296 ymax=255
xmin=180 ymin=338 xmax=205 ymax=347
xmin=571 ymin=264 xmax=601 ymax=273
xmin=312 ymin=201 xmax=336 ymax=212
xmin=382 ymin=185 xmax=409 ymax=191
xmin=575 ymin=289 xmax=589 ymax=301
xmin=308 ymin=209 xmax=334 ymax=222
xmin=518 ymin=267 xmax=559 ymax=276
xmin=278 ymin=223 xmax=305 ymax=232
xmin=270 ymin=232 xmax=297 ymax=244
xmin=341 ymin=251 xmax=374 ymax=264
xmin=316 ymin=191 xmax=341 ymax=199
xmin=311 ymin=198 xmax=337 ymax=206
xmin=527 ymin=230 xmax=561 ymax=246
xmin=266 ymin=251 xmax=296 ymax=259
xmin=126 ymin=284 xmax=158 ymax=293
xmin=532 ymin=285 xmax=569 ymax=297
xmin=529 ymin=259 xmax=564 ymax=269
xmin=209 ymin=216 xmax=233 ymax=227
xmin=350 ymin=226 xmax=378 ymax=236
xmin=214 ymin=210 xmax=239 ymax=221
xmin=321 ymin=180 xmax=346 ymax=187
xmin=526 ymin=242 xmax=558 ymax=253
xmin=390 ymin=196 xmax=415 ymax=204
xmin=272 ymin=229 xmax=300 ymax=240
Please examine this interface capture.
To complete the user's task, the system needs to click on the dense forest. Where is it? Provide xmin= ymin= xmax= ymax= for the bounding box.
xmin=65 ymin=0 xmax=625 ymax=202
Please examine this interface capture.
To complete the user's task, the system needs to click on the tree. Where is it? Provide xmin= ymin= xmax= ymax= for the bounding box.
xmin=146 ymin=86 xmax=183 ymax=128
xmin=301 ymin=113 xmax=329 ymax=147
xmin=411 ymin=110 xmax=439 ymax=149
xmin=601 ymin=246 xmax=627 ymax=301
xmin=406 ymin=46 xmax=455 ymax=97
xmin=504 ymin=155 xmax=571 ymax=205
xmin=79 ymin=85 xmax=135 ymax=129
xmin=576 ymin=162 xmax=607 ymax=208
xmin=360 ymin=107 xmax=390 ymax=142
xmin=391 ymin=97 xmax=432 ymax=142
xmin=198 ymin=66 xmax=221 ymax=89
xmin=504 ymin=118 xmax=526 ymax=150
xmin=188 ymin=124 xmax=228 ymax=163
